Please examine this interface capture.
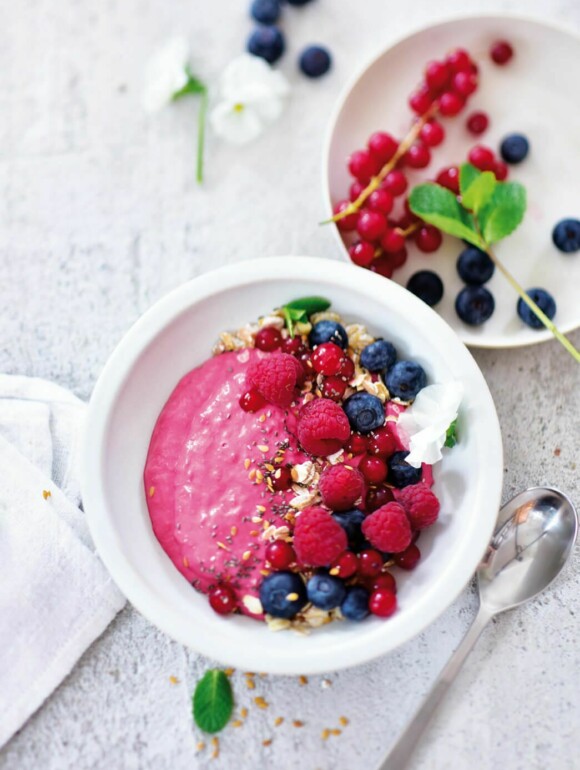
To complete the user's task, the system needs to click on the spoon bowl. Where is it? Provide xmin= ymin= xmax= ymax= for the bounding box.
xmin=479 ymin=487 xmax=578 ymax=614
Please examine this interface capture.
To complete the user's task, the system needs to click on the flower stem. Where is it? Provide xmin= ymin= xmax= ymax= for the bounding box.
xmin=196 ymin=87 xmax=207 ymax=185
xmin=485 ymin=245 xmax=580 ymax=363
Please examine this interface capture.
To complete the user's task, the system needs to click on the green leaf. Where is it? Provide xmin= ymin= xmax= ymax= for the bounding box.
xmin=172 ymin=72 xmax=207 ymax=100
xmin=461 ymin=171 xmax=497 ymax=214
xmin=284 ymin=296 xmax=331 ymax=315
xmin=459 ymin=163 xmax=481 ymax=195
xmin=478 ymin=182 xmax=527 ymax=244
xmin=193 ymin=670 xmax=234 ymax=734
xmin=444 ymin=419 xmax=458 ymax=449
xmin=409 ymin=184 xmax=484 ymax=248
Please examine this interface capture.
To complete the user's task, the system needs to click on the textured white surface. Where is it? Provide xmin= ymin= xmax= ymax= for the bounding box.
xmin=1 ymin=0 xmax=579 ymax=768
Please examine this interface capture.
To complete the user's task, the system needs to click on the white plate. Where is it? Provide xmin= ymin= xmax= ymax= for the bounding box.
xmin=323 ymin=13 xmax=580 ymax=349
xmin=82 ymin=257 xmax=502 ymax=674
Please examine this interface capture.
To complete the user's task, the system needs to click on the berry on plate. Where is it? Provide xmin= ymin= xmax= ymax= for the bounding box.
xmin=248 ymin=352 xmax=302 ymax=407
xmin=343 ymin=392 xmax=386 ymax=434
xmin=297 ymin=398 xmax=351 ymax=456
xmin=311 ymin=342 xmax=346 ymax=375
xmin=406 ymin=270 xmax=444 ymax=306
xmin=394 ymin=483 xmax=440 ymax=529
xmin=247 ymin=26 xmax=285 ymax=64
xmin=209 ymin=583 xmax=237 ymax=615
xmin=265 ymin=540 xmax=296 ymax=570
xmin=340 ymin=586 xmax=370 ymax=621
xmin=517 ymin=288 xmax=557 ymax=329
xmin=456 ymin=246 xmax=495 ymax=285
xmin=359 ymin=455 xmax=388 ymax=484
xmin=368 ymin=131 xmax=398 ymax=164
xmin=250 ymin=0 xmax=281 ymax=24
xmin=361 ymin=501 xmax=412 ymax=553
xmin=360 ymin=339 xmax=397 ymax=373
xmin=552 ymin=218 xmax=580 ymax=253
xmin=306 ymin=573 xmax=346 ymax=610
xmin=259 ymin=572 xmax=308 ymax=618
xmin=385 ymin=360 xmax=427 ymax=400
xmin=365 ymin=485 xmax=395 ymax=512
xmin=490 ymin=40 xmax=514 ymax=65
xmin=299 ymin=45 xmax=332 ymax=78
xmin=455 ymin=286 xmax=495 ymax=325
xmin=369 ymin=588 xmax=397 ymax=617
xmin=357 ymin=549 xmax=384 ymax=578
xmin=293 ymin=506 xmax=348 ymax=566
xmin=367 ymin=426 xmax=397 ymax=458
xmin=255 ymin=325 xmax=282 ymax=351
xmin=309 ymin=320 xmax=349 ymax=349
xmin=466 ymin=111 xmax=489 ymax=135
xmin=330 ymin=550 xmax=359 ymax=578
xmin=500 ymin=133 xmax=529 ymax=164
xmin=331 ymin=508 xmax=366 ymax=550
xmin=319 ymin=465 xmax=364 ymax=511
xmin=393 ymin=544 xmax=421 ymax=570
xmin=415 ymin=225 xmax=442 ymax=253
xmin=388 ymin=451 xmax=423 ymax=488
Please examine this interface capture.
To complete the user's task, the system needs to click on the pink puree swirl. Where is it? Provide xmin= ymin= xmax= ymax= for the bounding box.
xmin=144 ymin=348 xmax=431 ymax=618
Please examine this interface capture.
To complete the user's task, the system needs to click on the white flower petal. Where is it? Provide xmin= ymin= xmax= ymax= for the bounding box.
xmin=209 ymin=102 xmax=264 ymax=145
xmin=219 ymin=54 xmax=290 ymax=103
xmin=142 ymin=35 xmax=190 ymax=112
xmin=252 ymin=95 xmax=285 ymax=123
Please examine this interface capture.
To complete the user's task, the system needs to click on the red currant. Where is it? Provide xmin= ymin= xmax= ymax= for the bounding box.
xmin=311 ymin=342 xmax=345 ymax=376
xmin=368 ymin=426 xmax=397 ymax=458
xmin=409 ymin=86 xmax=432 ymax=115
xmin=368 ymin=131 xmax=398 ymax=164
xmin=359 ymin=455 xmax=387 ymax=484
xmin=369 ymin=572 xmax=397 ymax=593
xmin=468 ymin=144 xmax=495 ymax=172
xmin=345 ymin=433 xmax=368 ymax=455
xmin=466 ymin=111 xmax=489 ymax=135
xmin=331 ymin=550 xmax=358 ymax=579
xmin=358 ymin=549 xmax=383 ymax=578
xmin=349 ymin=180 xmax=365 ymax=202
xmin=381 ymin=228 xmax=406 ymax=254
xmin=415 ymin=225 xmax=443 ymax=253
xmin=435 ymin=165 xmax=460 ymax=194
xmin=370 ymin=255 xmax=394 ymax=278
xmin=382 ymin=169 xmax=408 ymax=197
xmin=333 ymin=200 xmax=359 ymax=232
xmin=388 ymin=248 xmax=408 ymax=269
xmin=348 ymin=149 xmax=379 ymax=182
xmin=493 ymin=161 xmax=508 ymax=181
xmin=394 ymin=544 xmax=421 ymax=570
xmin=357 ymin=210 xmax=387 ymax=242
xmin=349 ymin=240 xmax=375 ymax=267
xmin=403 ymin=142 xmax=431 ymax=169
xmin=270 ymin=466 xmax=292 ymax=491
xmin=239 ymin=388 xmax=267 ymax=412
xmin=321 ymin=376 xmax=348 ymax=401
xmin=365 ymin=485 xmax=395 ymax=511
xmin=337 ymin=356 xmax=355 ymax=380
xmin=369 ymin=588 xmax=397 ymax=617
xmin=452 ymin=70 xmax=478 ymax=97
xmin=438 ymin=91 xmax=465 ymax=116
xmin=255 ymin=326 xmax=282 ymax=351
xmin=419 ymin=120 xmax=445 ymax=147
xmin=446 ymin=48 xmax=472 ymax=74
xmin=490 ymin=40 xmax=514 ymax=65
xmin=425 ymin=60 xmax=451 ymax=92
xmin=209 ymin=584 xmax=237 ymax=615
xmin=368 ymin=188 xmax=394 ymax=215
xmin=265 ymin=540 xmax=296 ymax=569
xmin=282 ymin=336 xmax=305 ymax=356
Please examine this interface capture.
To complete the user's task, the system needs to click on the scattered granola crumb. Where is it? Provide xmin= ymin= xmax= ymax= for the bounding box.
xmin=298 ymin=675 xmax=308 ymax=686
xmin=258 ymin=445 xmax=269 ymax=453
xmin=182 ymin=557 xmax=189 ymax=568
xmin=292 ymin=720 xmax=305 ymax=728
xmin=256 ymin=504 xmax=267 ymax=513
xmin=554 ymin=447 xmax=561 ymax=457
xmin=224 ymin=668 xmax=235 ymax=677
xmin=286 ymin=592 xmax=299 ymax=601
xmin=246 ymin=679 xmax=256 ymax=690
xmin=259 ymin=414 xmax=267 ymax=423
xmin=330 ymin=728 xmax=342 ymax=736
xmin=217 ymin=541 xmax=230 ymax=551
xmin=244 ymin=458 xmax=251 ymax=470
xmin=321 ymin=728 xmax=331 ymax=741
xmin=240 ymin=707 xmax=248 ymax=719
xmin=258 ymin=673 xmax=267 ymax=678
xmin=274 ymin=716 xmax=284 ymax=727
xmin=196 ymin=741 xmax=206 ymax=752
xmin=169 ymin=675 xmax=179 ymax=685
xmin=42 ymin=490 xmax=51 ymax=500
xmin=321 ymin=678 xmax=332 ymax=689
xmin=148 ymin=486 xmax=155 ymax=497
xmin=242 ymin=551 xmax=252 ymax=561
xmin=254 ymin=696 xmax=269 ymax=709
xmin=211 ymin=737 xmax=219 ymax=759
xmin=339 ymin=716 xmax=349 ymax=727
xmin=262 ymin=739 xmax=273 ymax=747
xmin=231 ymin=720 xmax=243 ymax=728
xmin=230 ymin=525 xmax=238 ymax=536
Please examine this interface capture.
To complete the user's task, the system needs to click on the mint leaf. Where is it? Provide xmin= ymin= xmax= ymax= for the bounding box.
xmin=459 ymin=163 xmax=481 ymax=195
xmin=461 ymin=171 xmax=497 ymax=213
xmin=409 ymin=184 xmax=484 ymax=248
xmin=479 ymin=182 xmax=527 ymax=244
xmin=444 ymin=420 xmax=458 ymax=448
xmin=193 ymin=669 xmax=233 ymax=733
xmin=282 ymin=307 xmax=307 ymax=337
xmin=284 ymin=296 xmax=331 ymax=315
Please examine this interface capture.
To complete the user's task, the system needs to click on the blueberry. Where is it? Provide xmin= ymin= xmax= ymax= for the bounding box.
xmin=360 ymin=339 xmax=397 ymax=373
xmin=552 ymin=218 xmax=580 ymax=253
xmin=250 ymin=0 xmax=281 ymax=24
xmin=299 ymin=45 xmax=332 ymax=78
xmin=385 ymin=361 xmax=426 ymax=400
xmin=309 ymin=320 xmax=348 ymax=349
xmin=306 ymin=573 xmax=346 ymax=610
xmin=286 ymin=0 xmax=314 ymax=4
xmin=406 ymin=270 xmax=444 ymax=306
xmin=500 ymin=133 xmax=529 ymax=164
xmin=332 ymin=508 xmax=366 ymax=550
xmin=388 ymin=451 xmax=422 ymax=488
xmin=456 ymin=246 xmax=495 ymax=285
xmin=247 ymin=25 xmax=285 ymax=64
xmin=259 ymin=571 xmax=307 ymax=618
xmin=517 ymin=287 xmax=557 ymax=329
xmin=455 ymin=286 xmax=495 ymax=325
xmin=340 ymin=586 xmax=370 ymax=621
xmin=343 ymin=392 xmax=385 ymax=434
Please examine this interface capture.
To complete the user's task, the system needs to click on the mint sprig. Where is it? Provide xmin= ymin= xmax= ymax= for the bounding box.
xmin=281 ymin=296 xmax=331 ymax=336
xmin=192 ymin=669 xmax=234 ymax=733
xmin=409 ymin=164 xmax=580 ymax=363
xmin=444 ymin=419 xmax=458 ymax=449
xmin=172 ymin=68 xmax=208 ymax=185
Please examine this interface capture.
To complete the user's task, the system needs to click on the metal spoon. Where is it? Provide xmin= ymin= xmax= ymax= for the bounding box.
xmin=378 ymin=486 xmax=578 ymax=770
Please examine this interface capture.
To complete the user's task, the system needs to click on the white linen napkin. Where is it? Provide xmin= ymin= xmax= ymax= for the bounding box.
xmin=0 ymin=375 xmax=126 ymax=748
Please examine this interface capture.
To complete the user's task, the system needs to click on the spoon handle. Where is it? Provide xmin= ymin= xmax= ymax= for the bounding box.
xmin=377 ymin=605 xmax=493 ymax=770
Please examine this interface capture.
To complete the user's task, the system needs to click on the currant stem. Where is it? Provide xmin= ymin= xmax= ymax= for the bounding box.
xmin=196 ymin=87 xmax=208 ymax=185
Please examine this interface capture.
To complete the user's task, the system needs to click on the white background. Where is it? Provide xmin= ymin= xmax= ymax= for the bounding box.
xmin=1 ymin=0 xmax=580 ymax=768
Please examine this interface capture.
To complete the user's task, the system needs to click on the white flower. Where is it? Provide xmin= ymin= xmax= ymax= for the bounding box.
xmin=142 ymin=36 xmax=190 ymax=112
xmin=210 ymin=54 xmax=290 ymax=145
xmin=396 ymin=382 xmax=464 ymax=468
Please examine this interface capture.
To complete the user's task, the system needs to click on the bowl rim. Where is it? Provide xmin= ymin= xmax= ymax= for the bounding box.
xmin=82 ymin=256 xmax=503 ymax=673
xmin=320 ymin=11 xmax=580 ymax=349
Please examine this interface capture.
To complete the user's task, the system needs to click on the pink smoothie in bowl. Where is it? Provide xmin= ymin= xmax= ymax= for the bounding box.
xmin=143 ymin=297 xmax=458 ymax=632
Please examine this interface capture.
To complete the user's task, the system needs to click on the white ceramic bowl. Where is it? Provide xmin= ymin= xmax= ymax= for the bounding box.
xmin=82 ymin=257 xmax=502 ymax=674
xmin=323 ymin=13 xmax=580 ymax=349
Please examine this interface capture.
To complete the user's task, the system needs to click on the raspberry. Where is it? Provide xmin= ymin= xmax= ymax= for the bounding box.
xmin=394 ymin=483 xmax=440 ymax=529
xmin=361 ymin=502 xmax=412 ymax=553
xmin=319 ymin=464 xmax=364 ymax=511
xmin=296 ymin=398 xmax=350 ymax=457
xmin=247 ymin=353 xmax=302 ymax=408
xmin=293 ymin=506 xmax=348 ymax=567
